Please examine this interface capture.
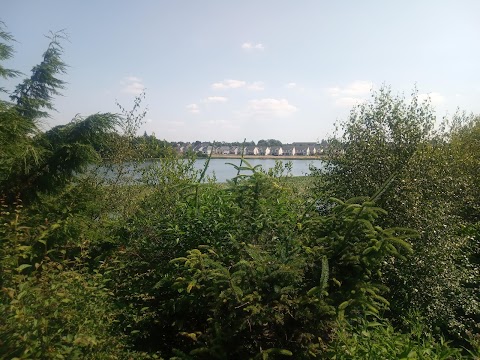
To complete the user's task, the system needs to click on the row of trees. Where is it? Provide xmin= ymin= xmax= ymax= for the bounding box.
xmin=257 ymin=139 xmax=283 ymax=147
xmin=1 ymin=22 xmax=479 ymax=359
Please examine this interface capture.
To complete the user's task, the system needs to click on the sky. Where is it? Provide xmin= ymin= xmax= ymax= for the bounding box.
xmin=2 ymin=0 xmax=480 ymax=143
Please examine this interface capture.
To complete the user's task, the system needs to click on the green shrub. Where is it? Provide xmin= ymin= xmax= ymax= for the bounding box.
xmin=327 ymin=316 xmax=466 ymax=360
xmin=313 ymin=87 xmax=480 ymax=341
xmin=109 ymin=161 xmax=416 ymax=358
xmin=0 ymin=201 xmax=129 ymax=359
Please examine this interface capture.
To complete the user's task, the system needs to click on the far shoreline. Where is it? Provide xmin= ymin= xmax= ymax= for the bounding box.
xmin=206 ymin=154 xmax=327 ymax=160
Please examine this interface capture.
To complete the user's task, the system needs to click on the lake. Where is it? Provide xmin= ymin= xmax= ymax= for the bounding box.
xmin=95 ymin=158 xmax=324 ymax=183
xmin=193 ymin=158 xmax=324 ymax=182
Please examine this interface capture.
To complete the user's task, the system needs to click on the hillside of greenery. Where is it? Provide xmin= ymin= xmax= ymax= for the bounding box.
xmin=1 ymin=25 xmax=479 ymax=359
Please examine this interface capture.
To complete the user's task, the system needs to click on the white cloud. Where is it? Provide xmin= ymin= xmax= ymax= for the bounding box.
xmin=241 ymin=42 xmax=264 ymax=51
xmin=344 ymin=81 xmax=372 ymax=96
xmin=284 ymin=82 xmax=306 ymax=92
xmin=247 ymin=98 xmax=298 ymax=117
xmin=211 ymin=79 xmax=264 ymax=91
xmin=186 ymin=103 xmax=200 ymax=114
xmin=211 ymin=79 xmax=246 ymax=89
xmin=204 ymin=96 xmax=228 ymax=103
xmin=418 ymin=92 xmax=445 ymax=105
xmin=327 ymin=86 xmax=341 ymax=97
xmin=247 ymin=81 xmax=265 ymax=91
xmin=121 ymin=76 xmax=145 ymax=95
xmin=327 ymin=80 xmax=373 ymax=107
xmin=328 ymin=80 xmax=372 ymax=97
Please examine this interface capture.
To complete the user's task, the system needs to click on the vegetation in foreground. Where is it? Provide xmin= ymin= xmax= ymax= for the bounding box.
xmin=1 ymin=23 xmax=479 ymax=359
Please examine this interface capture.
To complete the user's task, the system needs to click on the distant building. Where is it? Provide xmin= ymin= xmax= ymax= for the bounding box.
xmin=282 ymin=145 xmax=294 ymax=156
xmin=174 ymin=141 xmax=321 ymax=156
xmin=271 ymin=146 xmax=283 ymax=156
xmin=292 ymin=142 xmax=319 ymax=156
xmin=218 ymin=146 xmax=230 ymax=155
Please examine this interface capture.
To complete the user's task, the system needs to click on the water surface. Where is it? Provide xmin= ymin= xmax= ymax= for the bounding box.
xmin=193 ymin=158 xmax=324 ymax=182
xmin=95 ymin=158 xmax=325 ymax=183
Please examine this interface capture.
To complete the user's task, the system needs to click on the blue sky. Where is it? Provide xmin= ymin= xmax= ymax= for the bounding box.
xmin=2 ymin=0 xmax=480 ymax=143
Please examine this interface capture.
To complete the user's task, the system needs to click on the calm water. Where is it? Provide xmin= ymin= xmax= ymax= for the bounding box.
xmin=193 ymin=158 xmax=324 ymax=182
xmin=96 ymin=158 xmax=324 ymax=183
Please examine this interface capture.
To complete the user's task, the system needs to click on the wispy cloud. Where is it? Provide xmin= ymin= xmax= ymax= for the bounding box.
xmin=204 ymin=96 xmax=228 ymax=103
xmin=328 ymin=80 xmax=372 ymax=97
xmin=211 ymin=79 xmax=246 ymax=89
xmin=121 ymin=76 xmax=145 ymax=95
xmin=247 ymin=98 xmax=298 ymax=117
xmin=211 ymin=79 xmax=264 ymax=91
xmin=241 ymin=42 xmax=264 ymax=51
xmin=186 ymin=103 xmax=200 ymax=114
xmin=188 ymin=97 xmax=228 ymax=114
xmin=284 ymin=82 xmax=306 ymax=92
xmin=247 ymin=81 xmax=265 ymax=91
xmin=418 ymin=92 xmax=445 ymax=105
xmin=327 ymin=80 xmax=373 ymax=107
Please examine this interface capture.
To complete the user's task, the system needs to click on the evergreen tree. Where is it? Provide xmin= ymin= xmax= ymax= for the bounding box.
xmin=0 ymin=22 xmax=21 ymax=93
xmin=10 ymin=31 xmax=67 ymax=122
xmin=0 ymin=26 xmax=119 ymax=201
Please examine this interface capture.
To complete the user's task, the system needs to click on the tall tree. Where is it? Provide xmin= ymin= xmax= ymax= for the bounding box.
xmin=0 ymin=27 xmax=119 ymax=201
xmin=10 ymin=30 xmax=67 ymax=122
xmin=0 ymin=21 xmax=21 ymax=92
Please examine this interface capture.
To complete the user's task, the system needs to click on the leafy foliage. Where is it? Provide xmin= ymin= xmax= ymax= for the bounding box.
xmin=327 ymin=316 xmax=466 ymax=360
xmin=0 ymin=200 xmax=128 ymax=359
xmin=0 ymin=28 xmax=121 ymax=203
xmin=314 ymin=86 xmax=480 ymax=343
xmin=0 ymin=21 xmax=21 ymax=91
xmin=107 ymin=161 xmax=418 ymax=358
xmin=3 ymin=113 xmax=120 ymax=200
xmin=257 ymin=139 xmax=283 ymax=147
xmin=10 ymin=30 xmax=68 ymax=120
xmin=0 ymin=22 xmax=476 ymax=359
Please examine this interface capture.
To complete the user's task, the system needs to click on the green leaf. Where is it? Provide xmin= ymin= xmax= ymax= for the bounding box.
xmin=338 ymin=300 xmax=351 ymax=311
xmin=16 ymin=264 xmax=32 ymax=273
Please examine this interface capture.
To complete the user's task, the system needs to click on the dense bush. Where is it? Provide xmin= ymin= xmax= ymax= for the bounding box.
xmin=326 ymin=316 xmax=468 ymax=360
xmin=0 ymin=200 xmax=127 ymax=359
xmin=106 ymin=161 xmax=419 ymax=358
xmin=313 ymin=86 xmax=480 ymax=343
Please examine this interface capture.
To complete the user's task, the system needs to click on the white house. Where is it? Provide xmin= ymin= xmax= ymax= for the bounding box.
xmin=271 ymin=146 xmax=283 ymax=156
xmin=282 ymin=145 xmax=294 ymax=156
